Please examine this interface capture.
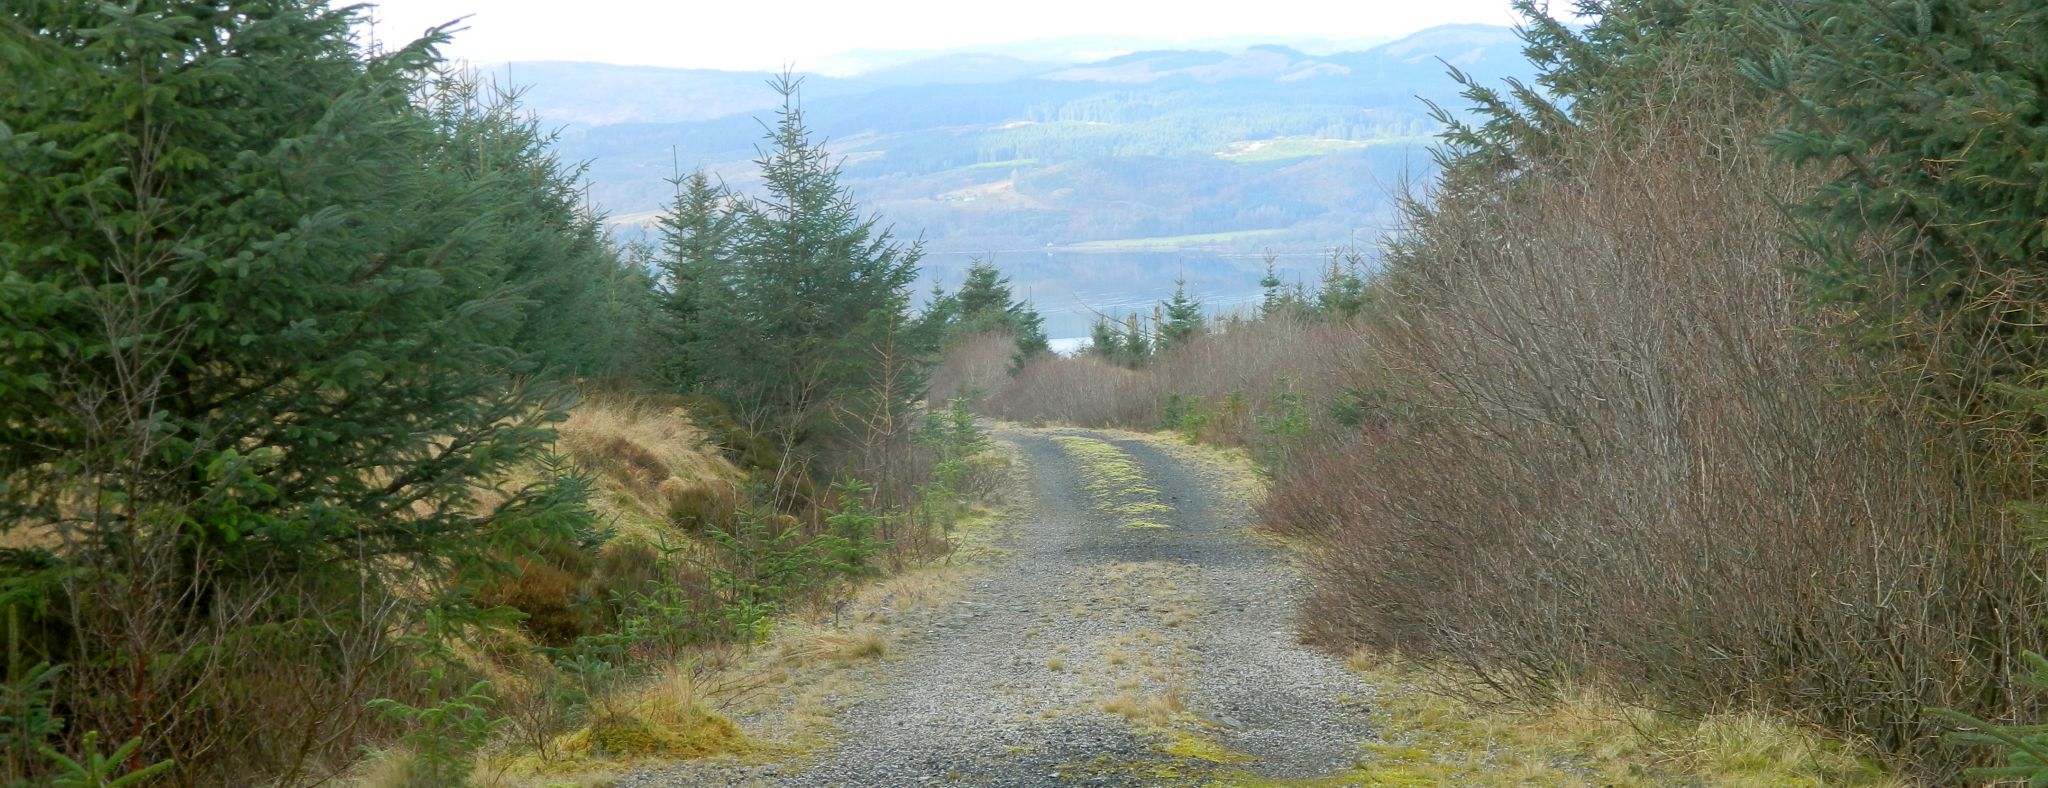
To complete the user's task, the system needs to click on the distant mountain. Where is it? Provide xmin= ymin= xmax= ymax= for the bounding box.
xmin=513 ymin=25 xmax=1538 ymax=253
xmin=856 ymin=53 xmax=1062 ymax=86
xmin=493 ymin=62 xmax=848 ymax=127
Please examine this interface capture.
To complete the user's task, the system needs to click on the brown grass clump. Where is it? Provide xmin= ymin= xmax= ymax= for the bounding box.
xmin=1101 ymin=686 xmax=1185 ymax=726
xmin=772 ymin=623 xmax=890 ymax=666
xmin=556 ymin=392 xmax=742 ymax=539
xmin=663 ymin=479 xmax=740 ymax=533
xmin=1101 ymin=693 xmax=1183 ymax=725
xmin=550 ymin=664 xmax=751 ymax=763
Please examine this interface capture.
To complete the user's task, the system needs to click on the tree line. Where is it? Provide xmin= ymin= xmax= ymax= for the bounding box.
xmin=0 ymin=3 xmax=1044 ymax=783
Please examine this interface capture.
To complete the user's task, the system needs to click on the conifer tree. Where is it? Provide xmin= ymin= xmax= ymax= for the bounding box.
xmin=669 ymin=76 xmax=923 ymax=448
xmin=1314 ymin=246 xmax=1369 ymax=319
xmin=1259 ymin=255 xmax=1287 ymax=316
xmin=416 ymin=69 xmax=658 ymax=381
xmin=1122 ymin=311 xmax=1153 ymax=363
xmin=0 ymin=5 xmax=598 ymax=776
xmin=656 ymin=169 xmax=739 ymax=386
xmin=1748 ymin=0 xmax=2048 ymax=446
xmin=925 ymin=259 xmax=1050 ymax=368
xmin=1010 ymin=308 xmax=1051 ymax=367
xmin=1159 ymin=277 xmax=1206 ymax=351
xmin=1090 ymin=317 xmax=1125 ymax=360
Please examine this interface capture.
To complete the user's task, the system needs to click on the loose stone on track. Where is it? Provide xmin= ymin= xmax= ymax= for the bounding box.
xmin=622 ymin=427 xmax=1370 ymax=786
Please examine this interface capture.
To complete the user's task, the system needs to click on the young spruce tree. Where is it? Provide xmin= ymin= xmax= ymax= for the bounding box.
xmin=1159 ymin=277 xmax=1206 ymax=351
xmin=925 ymin=259 xmax=1051 ymax=368
xmin=667 ymin=76 xmax=924 ymax=453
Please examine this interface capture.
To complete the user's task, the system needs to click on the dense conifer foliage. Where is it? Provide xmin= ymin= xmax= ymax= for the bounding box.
xmin=656 ymin=78 xmax=924 ymax=451
xmin=0 ymin=3 xmax=656 ymax=781
xmin=923 ymin=259 xmax=1051 ymax=369
xmin=0 ymin=1 xmax=1020 ymax=782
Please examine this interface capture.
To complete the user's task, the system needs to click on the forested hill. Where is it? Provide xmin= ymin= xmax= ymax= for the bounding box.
xmin=505 ymin=24 xmax=1536 ymax=253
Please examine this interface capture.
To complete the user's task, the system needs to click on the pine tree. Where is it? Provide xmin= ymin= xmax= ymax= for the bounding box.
xmin=953 ymin=260 xmax=1014 ymax=328
xmin=672 ymin=75 xmax=923 ymax=448
xmin=1089 ymin=317 xmax=1125 ymax=360
xmin=1259 ymin=254 xmax=1287 ymax=316
xmin=1748 ymin=0 xmax=2048 ymax=449
xmin=656 ymin=169 xmax=739 ymax=386
xmin=0 ymin=5 xmax=595 ymax=775
xmin=1160 ymin=277 xmax=1206 ymax=351
xmin=1313 ymin=246 xmax=1369 ymax=319
xmin=930 ymin=258 xmax=1051 ymax=368
xmin=413 ymin=69 xmax=655 ymax=380
xmin=1009 ymin=307 xmax=1051 ymax=369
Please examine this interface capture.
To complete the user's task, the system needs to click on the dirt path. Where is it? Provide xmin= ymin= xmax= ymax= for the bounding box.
xmin=627 ymin=427 xmax=1371 ymax=786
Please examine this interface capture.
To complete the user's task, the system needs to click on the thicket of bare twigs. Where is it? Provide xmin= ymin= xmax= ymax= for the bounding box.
xmin=958 ymin=316 xmax=1358 ymax=469
xmin=1275 ymin=107 xmax=2041 ymax=774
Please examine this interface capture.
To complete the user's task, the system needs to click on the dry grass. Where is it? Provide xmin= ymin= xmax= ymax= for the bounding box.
xmin=555 ymin=392 xmax=743 ymax=540
xmin=557 ymin=665 xmax=749 ymax=762
xmin=487 ymin=440 xmax=1022 ymax=781
xmin=773 ymin=622 xmax=890 ymax=666
xmin=1100 ymin=686 xmax=1187 ymax=726
xmin=1315 ymin=651 xmax=1900 ymax=787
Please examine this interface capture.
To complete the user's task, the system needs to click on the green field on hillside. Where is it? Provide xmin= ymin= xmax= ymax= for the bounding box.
xmin=1066 ymin=228 xmax=1288 ymax=250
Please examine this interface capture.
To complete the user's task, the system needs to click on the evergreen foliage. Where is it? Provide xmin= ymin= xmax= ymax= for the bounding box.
xmin=655 ymin=75 xmax=924 ymax=449
xmin=1159 ymin=277 xmax=1206 ymax=351
xmin=0 ymin=3 xmax=633 ymax=778
xmin=1259 ymin=258 xmax=1285 ymax=314
xmin=1313 ymin=246 xmax=1369 ymax=319
xmin=1089 ymin=317 xmax=1126 ymax=360
xmin=413 ymin=73 xmax=659 ymax=382
xmin=1086 ymin=311 xmax=1154 ymax=368
xmin=1933 ymin=650 xmax=2048 ymax=785
xmin=922 ymin=259 xmax=1051 ymax=369
xmin=1747 ymin=0 xmax=2048 ymax=451
xmin=1121 ymin=312 xmax=1153 ymax=361
xmin=655 ymin=170 xmax=739 ymax=387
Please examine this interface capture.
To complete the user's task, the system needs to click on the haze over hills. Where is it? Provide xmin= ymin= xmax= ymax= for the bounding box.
xmin=503 ymin=24 xmax=1536 ymax=257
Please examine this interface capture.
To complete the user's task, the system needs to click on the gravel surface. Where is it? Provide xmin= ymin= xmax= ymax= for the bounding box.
xmin=623 ymin=427 xmax=1370 ymax=786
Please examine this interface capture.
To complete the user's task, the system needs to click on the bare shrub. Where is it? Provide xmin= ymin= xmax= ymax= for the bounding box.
xmin=1267 ymin=93 xmax=2042 ymax=775
xmin=976 ymin=315 xmax=1360 ymax=453
xmin=927 ymin=331 xmax=1020 ymax=407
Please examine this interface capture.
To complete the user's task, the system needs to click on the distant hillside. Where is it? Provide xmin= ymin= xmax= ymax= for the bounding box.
xmin=510 ymin=25 xmax=1535 ymax=253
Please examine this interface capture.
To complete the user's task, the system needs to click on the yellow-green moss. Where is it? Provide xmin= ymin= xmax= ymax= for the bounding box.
xmin=554 ymin=708 xmax=748 ymax=762
xmin=1049 ymin=436 xmax=1175 ymax=529
xmin=1163 ymin=731 xmax=1253 ymax=765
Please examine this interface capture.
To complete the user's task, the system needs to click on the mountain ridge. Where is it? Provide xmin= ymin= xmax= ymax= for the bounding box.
xmin=504 ymin=24 xmax=1539 ymax=254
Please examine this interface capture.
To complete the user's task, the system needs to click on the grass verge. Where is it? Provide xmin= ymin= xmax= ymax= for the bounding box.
xmin=1064 ymin=426 xmax=1901 ymax=786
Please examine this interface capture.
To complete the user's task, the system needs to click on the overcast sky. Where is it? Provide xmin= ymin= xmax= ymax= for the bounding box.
xmin=360 ymin=0 xmax=1541 ymax=73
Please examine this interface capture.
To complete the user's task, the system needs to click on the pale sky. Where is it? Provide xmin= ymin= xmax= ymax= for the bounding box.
xmin=359 ymin=0 xmax=1540 ymax=73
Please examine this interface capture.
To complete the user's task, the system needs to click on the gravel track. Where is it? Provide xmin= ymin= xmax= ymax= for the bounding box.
xmin=625 ymin=427 xmax=1370 ymax=786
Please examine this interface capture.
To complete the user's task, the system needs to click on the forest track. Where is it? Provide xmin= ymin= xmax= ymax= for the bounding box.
xmin=626 ymin=427 xmax=1371 ymax=786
